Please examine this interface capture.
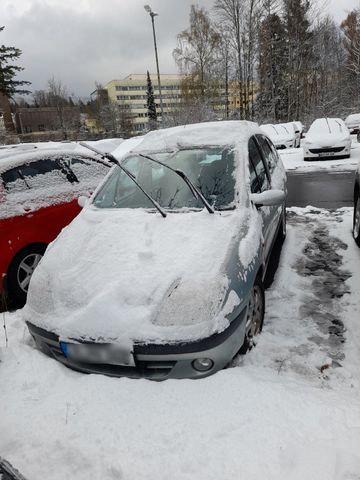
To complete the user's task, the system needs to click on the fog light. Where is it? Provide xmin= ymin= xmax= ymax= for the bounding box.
xmin=192 ymin=358 xmax=214 ymax=372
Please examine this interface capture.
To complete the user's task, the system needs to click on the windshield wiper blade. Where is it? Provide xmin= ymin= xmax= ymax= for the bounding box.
xmin=138 ymin=153 xmax=215 ymax=214
xmin=79 ymin=142 xmax=167 ymax=218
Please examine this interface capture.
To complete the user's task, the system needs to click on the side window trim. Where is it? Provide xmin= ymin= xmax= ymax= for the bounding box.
xmin=253 ymin=135 xmax=272 ymax=185
xmin=248 ymin=136 xmax=270 ymax=193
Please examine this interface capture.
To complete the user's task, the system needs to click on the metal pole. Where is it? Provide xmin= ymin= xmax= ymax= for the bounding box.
xmin=149 ymin=12 xmax=164 ymax=121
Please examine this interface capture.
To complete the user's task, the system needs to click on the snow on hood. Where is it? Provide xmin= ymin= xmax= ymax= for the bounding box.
xmin=305 ymin=118 xmax=350 ymax=146
xmin=24 ymin=207 xmax=243 ymax=344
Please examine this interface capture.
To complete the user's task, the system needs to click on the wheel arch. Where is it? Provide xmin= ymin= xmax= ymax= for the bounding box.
xmin=7 ymin=241 xmax=48 ymax=275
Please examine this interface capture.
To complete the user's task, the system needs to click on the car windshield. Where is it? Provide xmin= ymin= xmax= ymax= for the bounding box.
xmin=93 ymin=147 xmax=236 ymax=211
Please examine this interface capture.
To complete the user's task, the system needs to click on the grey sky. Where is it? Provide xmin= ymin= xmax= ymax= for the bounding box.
xmin=0 ymin=0 xmax=359 ymax=100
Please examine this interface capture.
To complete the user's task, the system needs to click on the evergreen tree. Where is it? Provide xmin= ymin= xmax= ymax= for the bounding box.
xmin=0 ymin=26 xmax=31 ymax=97
xmin=146 ymin=71 xmax=157 ymax=130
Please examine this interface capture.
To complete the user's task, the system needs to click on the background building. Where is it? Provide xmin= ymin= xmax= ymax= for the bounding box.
xmin=105 ymin=74 xmax=182 ymax=133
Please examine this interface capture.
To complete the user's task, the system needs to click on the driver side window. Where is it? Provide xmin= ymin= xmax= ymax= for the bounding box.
xmin=248 ymin=137 xmax=270 ymax=193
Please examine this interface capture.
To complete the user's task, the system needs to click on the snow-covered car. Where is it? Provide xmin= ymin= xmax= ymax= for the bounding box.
xmin=24 ymin=121 xmax=287 ymax=380
xmin=0 ymin=149 xmax=110 ymax=307
xmin=345 ymin=113 xmax=360 ymax=135
xmin=292 ymin=121 xmax=304 ymax=143
xmin=353 ymin=161 xmax=360 ymax=247
xmin=260 ymin=123 xmax=296 ymax=149
xmin=303 ymin=118 xmax=351 ymax=160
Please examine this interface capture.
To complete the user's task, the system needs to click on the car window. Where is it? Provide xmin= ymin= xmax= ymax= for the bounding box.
xmin=93 ymin=148 xmax=235 ymax=210
xmin=1 ymin=159 xmax=66 ymax=193
xmin=68 ymin=156 xmax=109 ymax=183
xmin=256 ymin=135 xmax=279 ymax=175
xmin=248 ymin=137 xmax=270 ymax=193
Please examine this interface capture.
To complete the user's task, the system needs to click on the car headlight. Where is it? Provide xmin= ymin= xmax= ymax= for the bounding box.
xmin=153 ymin=276 xmax=231 ymax=332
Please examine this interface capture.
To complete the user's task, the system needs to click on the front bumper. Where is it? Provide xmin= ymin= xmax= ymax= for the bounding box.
xmin=26 ymin=307 xmax=247 ymax=380
xmin=304 ymin=144 xmax=351 ymax=160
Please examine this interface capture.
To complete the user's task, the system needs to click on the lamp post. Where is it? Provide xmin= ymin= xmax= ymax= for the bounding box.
xmin=144 ymin=4 xmax=164 ymax=122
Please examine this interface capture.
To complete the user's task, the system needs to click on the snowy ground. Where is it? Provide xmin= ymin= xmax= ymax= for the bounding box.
xmin=280 ymin=137 xmax=360 ymax=173
xmin=1 ymin=207 xmax=360 ymax=480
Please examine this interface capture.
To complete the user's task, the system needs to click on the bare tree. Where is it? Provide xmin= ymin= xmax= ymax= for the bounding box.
xmin=173 ymin=5 xmax=221 ymax=106
xmin=214 ymin=0 xmax=262 ymax=120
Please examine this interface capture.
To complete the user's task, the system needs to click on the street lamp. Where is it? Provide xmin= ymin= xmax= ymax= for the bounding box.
xmin=144 ymin=4 xmax=164 ymax=122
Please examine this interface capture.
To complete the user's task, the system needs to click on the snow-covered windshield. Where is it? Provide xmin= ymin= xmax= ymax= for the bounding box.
xmin=93 ymin=147 xmax=236 ymax=211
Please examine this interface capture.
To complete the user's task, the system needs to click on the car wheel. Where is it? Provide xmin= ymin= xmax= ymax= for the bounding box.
xmin=7 ymin=244 xmax=47 ymax=308
xmin=354 ymin=192 xmax=360 ymax=247
xmin=239 ymin=277 xmax=265 ymax=354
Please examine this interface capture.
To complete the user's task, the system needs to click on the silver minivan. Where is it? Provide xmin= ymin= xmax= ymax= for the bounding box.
xmin=25 ymin=121 xmax=287 ymax=380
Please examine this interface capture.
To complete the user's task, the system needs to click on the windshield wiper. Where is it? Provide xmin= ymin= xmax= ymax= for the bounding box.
xmin=79 ymin=142 xmax=167 ymax=218
xmin=138 ymin=153 xmax=215 ymax=214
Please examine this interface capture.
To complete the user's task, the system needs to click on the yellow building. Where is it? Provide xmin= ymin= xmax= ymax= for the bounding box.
xmin=105 ymin=74 xmax=182 ymax=133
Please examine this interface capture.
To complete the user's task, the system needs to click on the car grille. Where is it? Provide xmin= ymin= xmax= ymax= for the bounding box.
xmin=309 ymin=147 xmax=345 ymax=154
xmin=27 ymin=322 xmax=176 ymax=379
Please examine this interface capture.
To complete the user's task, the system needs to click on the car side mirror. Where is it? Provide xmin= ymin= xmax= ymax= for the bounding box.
xmin=78 ymin=195 xmax=89 ymax=208
xmin=250 ymin=189 xmax=286 ymax=207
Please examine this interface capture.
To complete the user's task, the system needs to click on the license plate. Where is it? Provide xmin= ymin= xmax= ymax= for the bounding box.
xmin=318 ymin=152 xmax=333 ymax=157
xmin=60 ymin=342 xmax=135 ymax=366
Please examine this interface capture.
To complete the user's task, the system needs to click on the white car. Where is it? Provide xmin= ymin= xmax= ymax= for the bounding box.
xmin=293 ymin=121 xmax=304 ymax=141
xmin=303 ymin=118 xmax=351 ymax=160
xmin=345 ymin=114 xmax=360 ymax=135
xmin=260 ymin=124 xmax=296 ymax=149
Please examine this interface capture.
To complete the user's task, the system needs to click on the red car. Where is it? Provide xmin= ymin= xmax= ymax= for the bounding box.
xmin=0 ymin=148 xmax=110 ymax=307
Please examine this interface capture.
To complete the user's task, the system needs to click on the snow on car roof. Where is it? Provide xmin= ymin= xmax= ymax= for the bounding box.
xmin=345 ymin=113 xmax=360 ymax=122
xmin=131 ymin=121 xmax=260 ymax=153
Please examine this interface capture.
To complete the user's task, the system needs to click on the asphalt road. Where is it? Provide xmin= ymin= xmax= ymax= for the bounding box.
xmin=286 ymin=170 xmax=355 ymax=208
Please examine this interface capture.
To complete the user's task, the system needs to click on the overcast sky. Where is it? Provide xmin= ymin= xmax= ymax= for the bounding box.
xmin=1 ymin=0 xmax=359 ymax=100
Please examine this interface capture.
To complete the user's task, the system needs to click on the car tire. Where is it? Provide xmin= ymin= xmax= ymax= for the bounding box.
xmin=7 ymin=244 xmax=47 ymax=308
xmin=354 ymin=192 xmax=360 ymax=247
xmin=238 ymin=277 xmax=265 ymax=354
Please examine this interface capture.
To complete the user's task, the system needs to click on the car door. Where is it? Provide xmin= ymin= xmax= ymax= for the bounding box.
xmin=248 ymin=136 xmax=275 ymax=264
xmin=1 ymin=158 xmax=82 ymax=256
xmin=256 ymin=133 xmax=285 ymax=240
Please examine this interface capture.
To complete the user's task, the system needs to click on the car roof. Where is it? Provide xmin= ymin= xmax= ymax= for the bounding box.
xmin=131 ymin=120 xmax=260 ymax=154
xmin=345 ymin=113 xmax=360 ymax=121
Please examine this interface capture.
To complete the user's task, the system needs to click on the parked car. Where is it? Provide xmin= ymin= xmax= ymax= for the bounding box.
xmin=345 ymin=113 xmax=360 ymax=135
xmin=303 ymin=118 xmax=351 ymax=160
xmin=293 ymin=121 xmax=305 ymax=141
xmin=260 ymin=123 xmax=296 ymax=149
xmin=0 ymin=149 xmax=110 ymax=307
xmin=353 ymin=161 xmax=360 ymax=247
xmin=24 ymin=121 xmax=287 ymax=380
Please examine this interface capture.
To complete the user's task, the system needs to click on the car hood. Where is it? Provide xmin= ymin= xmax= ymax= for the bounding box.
xmin=24 ymin=207 xmax=250 ymax=344
xmin=305 ymin=131 xmax=350 ymax=146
